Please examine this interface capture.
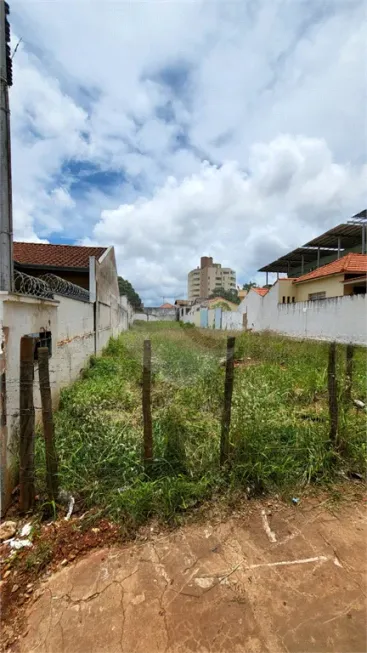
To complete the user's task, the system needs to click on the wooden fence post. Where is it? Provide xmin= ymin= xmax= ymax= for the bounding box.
xmin=327 ymin=341 xmax=338 ymax=444
xmin=143 ymin=339 xmax=153 ymax=470
xmin=345 ymin=343 xmax=354 ymax=405
xmin=220 ymin=336 xmax=235 ymax=466
xmin=38 ymin=347 xmax=59 ymax=501
xmin=19 ymin=336 xmax=35 ymax=513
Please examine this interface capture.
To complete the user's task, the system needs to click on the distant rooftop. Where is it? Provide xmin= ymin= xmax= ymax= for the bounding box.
xmin=252 ymin=287 xmax=268 ymax=296
xmin=14 ymin=242 xmax=108 ymax=270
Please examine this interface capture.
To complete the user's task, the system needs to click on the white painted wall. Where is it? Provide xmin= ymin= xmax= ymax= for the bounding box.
xmin=237 ymin=288 xmax=269 ymax=330
xmin=238 ymin=284 xmax=367 ymax=345
xmin=181 ymin=284 xmax=367 ymax=346
xmin=133 ymin=313 xmax=159 ymax=322
xmin=222 ymin=311 xmax=243 ymax=330
xmin=56 ymin=295 xmax=95 ymax=397
xmin=120 ymin=295 xmax=134 ymax=329
xmin=0 ymin=288 xmax=133 ymax=513
xmin=273 ymin=295 xmax=367 ymax=344
xmin=208 ymin=309 xmax=215 ymax=329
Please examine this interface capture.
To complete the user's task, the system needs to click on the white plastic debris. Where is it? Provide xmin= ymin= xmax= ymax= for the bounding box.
xmin=20 ymin=522 xmax=32 ymax=538
xmin=8 ymin=539 xmax=33 ymax=550
xmin=64 ymin=496 xmax=75 ymax=521
xmin=353 ymin=399 xmax=366 ymax=410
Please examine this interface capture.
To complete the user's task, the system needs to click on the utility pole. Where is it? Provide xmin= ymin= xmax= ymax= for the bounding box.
xmin=0 ymin=1 xmax=13 ymax=291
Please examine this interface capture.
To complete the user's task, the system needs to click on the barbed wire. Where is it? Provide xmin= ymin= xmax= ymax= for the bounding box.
xmin=12 ymin=270 xmax=92 ymax=303
xmin=40 ymin=274 xmax=90 ymax=303
xmin=13 ymin=270 xmax=54 ymax=300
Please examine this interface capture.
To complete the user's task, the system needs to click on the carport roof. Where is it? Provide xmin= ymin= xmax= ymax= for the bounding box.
xmin=258 ymin=247 xmax=338 ymax=274
xmin=258 ymin=209 xmax=367 ymax=274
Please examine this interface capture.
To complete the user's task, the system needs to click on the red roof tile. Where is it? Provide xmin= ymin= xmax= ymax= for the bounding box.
xmin=13 ymin=242 xmax=108 ymax=269
xmin=294 ymin=253 xmax=367 ymax=284
xmin=160 ymin=303 xmax=175 ymax=308
xmin=253 ymin=287 xmax=268 ymax=296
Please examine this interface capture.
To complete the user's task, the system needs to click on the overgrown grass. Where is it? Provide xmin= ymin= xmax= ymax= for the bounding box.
xmin=35 ymin=325 xmax=366 ymax=527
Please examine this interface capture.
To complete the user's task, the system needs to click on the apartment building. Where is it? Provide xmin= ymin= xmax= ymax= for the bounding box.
xmin=188 ymin=256 xmax=236 ymax=301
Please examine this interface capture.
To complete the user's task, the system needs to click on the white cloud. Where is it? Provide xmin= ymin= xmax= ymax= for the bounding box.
xmin=7 ymin=0 xmax=367 ymax=300
xmin=92 ymin=135 xmax=367 ymax=303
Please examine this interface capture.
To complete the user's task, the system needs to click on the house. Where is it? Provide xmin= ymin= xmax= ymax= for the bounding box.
xmin=174 ymin=299 xmax=192 ymax=320
xmin=160 ymin=302 xmax=175 ymax=309
xmin=292 ymin=253 xmax=367 ymax=301
xmin=13 ymin=242 xmax=109 ymax=291
xmin=206 ymin=297 xmax=238 ymax=311
xmin=236 ymin=255 xmax=367 ymax=344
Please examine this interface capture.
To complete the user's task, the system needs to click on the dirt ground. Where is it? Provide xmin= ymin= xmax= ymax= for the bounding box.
xmin=7 ymin=494 xmax=366 ymax=653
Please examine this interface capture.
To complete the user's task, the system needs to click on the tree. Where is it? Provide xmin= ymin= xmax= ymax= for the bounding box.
xmin=209 ymin=287 xmax=240 ymax=305
xmin=242 ymin=281 xmax=258 ymax=292
xmin=118 ymin=276 xmax=143 ymax=310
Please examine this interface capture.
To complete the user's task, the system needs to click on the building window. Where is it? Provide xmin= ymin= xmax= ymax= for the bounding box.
xmin=292 ymin=297 xmax=295 ymax=303
xmin=287 ymin=296 xmax=290 ymax=303
xmin=282 ymin=296 xmax=285 ymax=303
xmin=308 ymin=291 xmax=326 ymax=301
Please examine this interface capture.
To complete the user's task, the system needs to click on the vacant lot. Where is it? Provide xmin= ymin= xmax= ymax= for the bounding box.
xmin=35 ymin=323 xmax=366 ymax=526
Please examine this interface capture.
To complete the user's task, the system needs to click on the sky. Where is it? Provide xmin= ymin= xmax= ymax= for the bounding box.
xmin=9 ymin=0 xmax=367 ymax=305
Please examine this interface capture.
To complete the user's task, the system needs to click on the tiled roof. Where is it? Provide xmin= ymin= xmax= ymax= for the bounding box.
xmin=253 ymin=287 xmax=268 ymax=296
xmin=160 ymin=303 xmax=175 ymax=308
xmin=13 ymin=242 xmax=108 ymax=269
xmin=294 ymin=253 xmax=367 ymax=284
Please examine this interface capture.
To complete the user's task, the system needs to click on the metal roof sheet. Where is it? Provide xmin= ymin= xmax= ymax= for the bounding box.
xmin=303 ymin=222 xmax=365 ymax=249
xmin=258 ymin=210 xmax=366 ymax=273
xmin=258 ymin=247 xmax=338 ymax=273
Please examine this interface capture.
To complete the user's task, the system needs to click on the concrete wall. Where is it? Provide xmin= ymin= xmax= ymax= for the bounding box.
xmin=239 ymin=283 xmax=367 ymax=345
xmin=133 ymin=313 xmax=159 ymax=322
xmin=237 ymin=289 xmax=263 ymax=330
xmin=272 ymin=295 xmax=367 ymax=344
xmin=0 ymin=281 xmax=133 ymax=513
xmin=120 ymin=295 xmax=134 ymax=330
xmin=56 ymin=295 xmax=95 ymax=397
xmin=222 ymin=311 xmax=243 ymax=331
xmin=135 ymin=307 xmax=177 ymax=322
xmin=183 ymin=283 xmax=367 ymax=345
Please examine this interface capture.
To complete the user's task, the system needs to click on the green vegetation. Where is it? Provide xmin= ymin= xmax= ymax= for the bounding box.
xmin=242 ymin=281 xmax=258 ymax=292
xmin=118 ymin=276 xmax=143 ymax=310
xmin=209 ymin=287 xmax=240 ymax=304
xmin=35 ymin=325 xmax=366 ymax=528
